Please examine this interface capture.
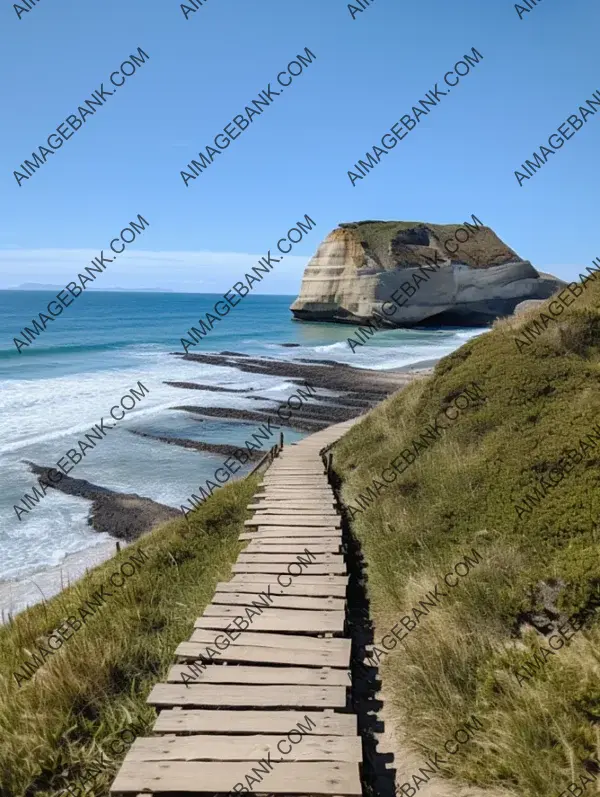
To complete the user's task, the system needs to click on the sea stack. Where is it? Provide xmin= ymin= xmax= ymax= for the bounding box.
xmin=290 ymin=220 xmax=565 ymax=327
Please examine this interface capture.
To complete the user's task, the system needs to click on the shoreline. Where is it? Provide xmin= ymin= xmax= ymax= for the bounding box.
xmin=0 ymin=352 xmax=437 ymax=621
xmin=0 ymin=538 xmax=121 ymax=623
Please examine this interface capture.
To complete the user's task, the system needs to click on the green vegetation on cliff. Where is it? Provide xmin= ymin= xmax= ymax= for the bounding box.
xmin=0 ymin=476 xmax=257 ymax=797
xmin=338 ymin=219 xmax=523 ymax=269
xmin=332 ymin=275 xmax=600 ymax=796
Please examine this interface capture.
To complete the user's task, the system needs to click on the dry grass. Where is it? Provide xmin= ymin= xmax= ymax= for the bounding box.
xmin=0 ymin=474 xmax=257 ymax=797
xmin=333 ymin=274 xmax=600 ymax=795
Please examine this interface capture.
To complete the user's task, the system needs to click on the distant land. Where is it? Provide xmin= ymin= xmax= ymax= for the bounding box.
xmin=6 ymin=284 xmax=175 ymax=292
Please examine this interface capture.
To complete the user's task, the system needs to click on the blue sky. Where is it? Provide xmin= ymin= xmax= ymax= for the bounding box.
xmin=0 ymin=0 xmax=597 ymax=293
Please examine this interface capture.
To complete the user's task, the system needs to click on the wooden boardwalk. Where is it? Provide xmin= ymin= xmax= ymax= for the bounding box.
xmin=110 ymin=418 xmax=363 ymax=796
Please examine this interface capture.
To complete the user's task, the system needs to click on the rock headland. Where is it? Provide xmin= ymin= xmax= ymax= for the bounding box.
xmin=290 ymin=220 xmax=565 ymax=327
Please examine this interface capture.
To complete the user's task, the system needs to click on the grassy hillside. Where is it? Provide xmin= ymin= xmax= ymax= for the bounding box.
xmin=332 ymin=275 xmax=600 ymax=796
xmin=0 ymin=475 xmax=257 ymax=797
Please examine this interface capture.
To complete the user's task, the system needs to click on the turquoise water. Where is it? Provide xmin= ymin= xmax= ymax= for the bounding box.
xmin=0 ymin=290 xmax=483 ymax=581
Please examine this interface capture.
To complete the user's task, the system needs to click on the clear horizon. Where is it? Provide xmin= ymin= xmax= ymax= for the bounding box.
xmin=0 ymin=286 xmax=299 ymax=295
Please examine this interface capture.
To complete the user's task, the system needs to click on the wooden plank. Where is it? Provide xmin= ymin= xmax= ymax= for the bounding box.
xmin=255 ymin=492 xmax=334 ymax=499
xmin=254 ymin=492 xmax=333 ymax=499
xmin=195 ymin=609 xmax=345 ymax=634
xmin=267 ymin=468 xmax=327 ymax=474
xmin=247 ymin=504 xmax=337 ymax=511
xmin=249 ymin=499 xmax=336 ymax=505
xmin=262 ymin=471 xmax=329 ymax=476
xmin=263 ymin=471 xmax=328 ymax=476
xmin=232 ymin=563 xmax=346 ymax=575
xmin=259 ymin=482 xmax=330 ymax=486
xmin=262 ymin=475 xmax=329 ymax=480
xmin=269 ymin=455 xmax=321 ymax=460
xmin=268 ymin=462 xmax=326 ymax=466
xmin=243 ymin=526 xmax=340 ymax=533
xmin=259 ymin=489 xmax=332 ymax=494
xmin=260 ymin=483 xmax=331 ymax=490
xmin=256 ymin=493 xmax=333 ymax=500
xmin=127 ymin=733 xmax=362 ymax=762
xmin=237 ymin=553 xmax=344 ymax=564
xmin=147 ymin=683 xmax=346 ymax=708
xmin=211 ymin=592 xmax=345 ymax=611
xmin=238 ymin=543 xmax=344 ymax=572
xmin=217 ymin=581 xmax=347 ymax=597
xmin=228 ymin=573 xmax=347 ymax=586
xmin=242 ymin=538 xmax=341 ymax=549
xmin=248 ymin=506 xmax=335 ymax=514
xmin=153 ymin=709 xmax=357 ymax=736
xmin=244 ymin=542 xmax=341 ymax=553
xmin=188 ymin=630 xmax=351 ymax=654
xmin=254 ymin=484 xmax=334 ymax=492
xmin=240 ymin=529 xmax=340 ymax=539
xmin=258 ymin=484 xmax=332 ymax=490
xmin=263 ymin=465 xmax=326 ymax=469
xmin=111 ymin=760 xmax=362 ymax=795
xmin=260 ymin=484 xmax=330 ymax=488
xmin=249 ymin=508 xmax=339 ymax=516
xmin=176 ymin=641 xmax=348 ymax=668
xmin=246 ymin=516 xmax=340 ymax=527
xmin=271 ymin=465 xmax=327 ymax=469
xmin=166 ymin=664 xmax=350 ymax=686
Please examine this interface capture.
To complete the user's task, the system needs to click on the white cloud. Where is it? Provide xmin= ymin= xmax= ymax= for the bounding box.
xmin=0 ymin=248 xmax=309 ymax=294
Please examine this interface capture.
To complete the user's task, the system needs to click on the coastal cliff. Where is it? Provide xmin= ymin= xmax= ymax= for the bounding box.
xmin=290 ymin=220 xmax=565 ymax=326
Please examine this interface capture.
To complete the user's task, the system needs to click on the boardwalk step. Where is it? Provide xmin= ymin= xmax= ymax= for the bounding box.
xmin=232 ymin=563 xmax=345 ymax=575
xmin=245 ymin=516 xmax=341 ymax=528
xmin=111 ymin=759 xmax=362 ymax=795
xmin=194 ymin=609 xmax=345 ymax=634
xmin=147 ymin=683 xmax=346 ymax=708
xmin=260 ymin=488 xmax=332 ymax=493
xmin=216 ymin=580 xmax=347 ymax=597
xmin=127 ymin=733 xmax=362 ymax=761
xmin=240 ymin=528 xmax=341 ymax=539
xmin=227 ymin=574 xmax=347 ymax=586
xmin=257 ymin=486 xmax=333 ymax=492
xmin=237 ymin=553 xmax=343 ymax=564
xmin=211 ymin=593 xmax=345 ymax=611
xmin=176 ymin=640 xmax=349 ymax=668
xmin=242 ymin=537 xmax=341 ymax=549
xmin=166 ymin=664 xmax=350 ymax=685
xmin=188 ymin=630 xmax=350 ymax=653
xmin=153 ymin=709 xmax=357 ymax=735
xmin=248 ymin=507 xmax=339 ymax=515
xmin=243 ymin=542 xmax=341 ymax=553
xmin=262 ymin=475 xmax=329 ymax=480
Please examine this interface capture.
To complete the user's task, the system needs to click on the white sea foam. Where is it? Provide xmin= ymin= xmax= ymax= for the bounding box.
xmin=314 ymin=342 xmax=348 ymax=352
xmin=0 ymin=320 xmax=485 ymax=610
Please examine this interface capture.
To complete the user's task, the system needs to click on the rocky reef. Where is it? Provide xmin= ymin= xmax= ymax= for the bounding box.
xmin=290 ymin=220 xmax=565 ymax=327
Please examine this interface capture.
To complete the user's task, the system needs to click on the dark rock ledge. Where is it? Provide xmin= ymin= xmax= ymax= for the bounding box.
xmin=25 ymin=462 xmax=178 ymax=542
xmin=25 ymin=354 xmax=428 ymax=542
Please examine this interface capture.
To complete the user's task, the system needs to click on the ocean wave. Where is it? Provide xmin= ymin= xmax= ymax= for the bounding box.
xmin=0 ymin=340 xmax=138 ymax=360
xmin=0 ymin=295 xmax=487 ymax=603
xmin=313 ymin=342 xmax=348 ymax=352
xmin=0 ymin=398 xmax=188 ymax=455
xmin=455 ymin=329 xmax=488 ymax=340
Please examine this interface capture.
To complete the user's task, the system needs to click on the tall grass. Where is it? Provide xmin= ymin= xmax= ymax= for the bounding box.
xmin=0 ymin=475 xmax=257 ymax=797
xmin=333 ymin=277 xmax=600 ymax=795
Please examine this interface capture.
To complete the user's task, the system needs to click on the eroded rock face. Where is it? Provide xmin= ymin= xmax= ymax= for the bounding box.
xmin=290 ymin=221 xmax=565 ymax=327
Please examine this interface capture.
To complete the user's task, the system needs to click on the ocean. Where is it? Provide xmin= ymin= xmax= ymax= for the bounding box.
xmin=0 ymin=290 xmax=483 ymax=611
